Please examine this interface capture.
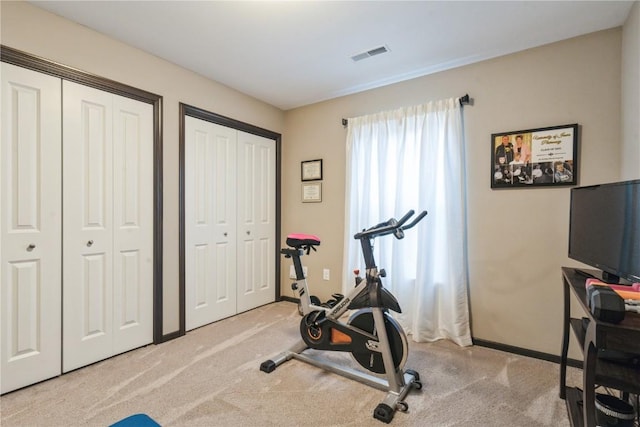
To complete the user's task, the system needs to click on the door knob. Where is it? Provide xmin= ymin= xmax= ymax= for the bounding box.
xmin=27 ymin=243 xmax=36 ymax=251
xmin=223 ymin=232 xmax=228 ymax=237
xmin=87 ymin=240 xmax=94 ymax=247
xmin=246 ymin=231 xmax=250 ymax=235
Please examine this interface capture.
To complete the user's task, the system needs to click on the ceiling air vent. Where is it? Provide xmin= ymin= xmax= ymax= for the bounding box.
xmin=351 ymin=45 xmax=390 ymax=62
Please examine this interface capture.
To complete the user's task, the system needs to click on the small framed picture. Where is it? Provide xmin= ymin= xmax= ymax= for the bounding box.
xmin=302 ymin=182 xmax=322 ymax=203
xmin=301 ymin=159 xmax=323 ymax=181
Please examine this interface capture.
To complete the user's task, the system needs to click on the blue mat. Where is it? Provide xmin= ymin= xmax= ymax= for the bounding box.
xmin=110 ymin=414 xmax=160 ymax=427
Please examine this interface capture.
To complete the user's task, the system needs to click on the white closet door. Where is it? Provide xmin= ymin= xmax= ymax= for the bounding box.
xmin=62 ymin=82 xmax=154 ymax=372
xmin=236 ymin=131 xmax=275 ymax=313
xmin=62 ymin=81 xmax=114 ymax=372
xmin=185 ymin=117 xmax=237 ymax=330
xmin=111 ymin=95 xmax=153 ymax=354
xmin=1 ymin=63 xmax=62 ymax=393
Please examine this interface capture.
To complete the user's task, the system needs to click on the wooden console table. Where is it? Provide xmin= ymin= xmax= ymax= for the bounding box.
xmin=559 ymin=267 xmax=640 ymax=427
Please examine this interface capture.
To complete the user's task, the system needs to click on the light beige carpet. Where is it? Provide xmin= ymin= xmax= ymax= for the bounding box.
xmin=0 ymin=301 xmax=580 ymax=426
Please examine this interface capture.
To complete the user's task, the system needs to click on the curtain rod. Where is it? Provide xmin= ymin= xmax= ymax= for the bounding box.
xmin=342 ymin=93 xmax=472 ymax=127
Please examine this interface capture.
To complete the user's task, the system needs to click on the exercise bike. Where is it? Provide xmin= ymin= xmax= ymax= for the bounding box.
xmin=260 ymin=209 xmax=427 ymax=423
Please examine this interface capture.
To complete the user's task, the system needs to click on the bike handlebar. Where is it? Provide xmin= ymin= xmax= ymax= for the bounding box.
xmin=402 ymin=210 xmax=428 ymax=231
xmin=353 ymin=209 xmax=428 ymax=240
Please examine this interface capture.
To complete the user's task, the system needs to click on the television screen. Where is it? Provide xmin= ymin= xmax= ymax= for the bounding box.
xmin=568 ymin=179 xmax=640 ymax=283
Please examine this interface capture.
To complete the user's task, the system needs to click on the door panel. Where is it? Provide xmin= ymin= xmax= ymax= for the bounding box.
xmin=1 ymin=63 xmax=62 ymax=393
xmin=63 ymin=81 xmax=114 ymax=372
xmin=185 ymin=117 xmax=237 ymax=330
xmin=111 ymin=95 xmax=153 ymax=355
xmin=194 ymin=244 xmax=209 ymax=308
xmin=83 ymin=253 xmax=108 ymax=338
xmin=215 ymin=243 xmax=231 ymax=301
xmin=236 ymin=132 xmax=275 ymax=313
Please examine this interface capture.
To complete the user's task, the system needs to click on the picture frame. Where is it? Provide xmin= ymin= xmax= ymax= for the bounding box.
xmin=301 ymin=159 xmax=323 ymax=181
xmin=302 ymin=182 xmax=322 ymax=203
xmin=491 ymin=123 xmax=578 ymax=189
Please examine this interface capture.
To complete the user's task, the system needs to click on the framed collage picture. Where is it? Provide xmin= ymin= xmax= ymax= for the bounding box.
xmin=491 ymin=124 xmax=578 ymax=189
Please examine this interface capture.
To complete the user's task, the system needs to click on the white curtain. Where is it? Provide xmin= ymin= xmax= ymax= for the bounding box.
xmin=343 ymin=97 xmax=472 ymax=346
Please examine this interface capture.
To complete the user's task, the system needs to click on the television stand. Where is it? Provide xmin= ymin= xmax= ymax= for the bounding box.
xmin=559 ymin=267 xmax=640 ymax=427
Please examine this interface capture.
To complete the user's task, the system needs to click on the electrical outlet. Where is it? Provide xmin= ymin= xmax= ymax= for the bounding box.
xmin=323 ymin=269 xmax=330 ymax=281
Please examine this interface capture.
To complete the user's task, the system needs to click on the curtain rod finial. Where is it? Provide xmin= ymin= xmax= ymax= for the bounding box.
xmin=459 ymin=94 xmax=473 ymax=106
xmin=342 ymin=118 xmax=348 ymax=127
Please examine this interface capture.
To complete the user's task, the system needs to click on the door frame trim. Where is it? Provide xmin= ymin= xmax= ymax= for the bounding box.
xmin=179 ymin=103 xmax=282 ymax=337
xmin=1 ymin=45 xmax=166 ymax=344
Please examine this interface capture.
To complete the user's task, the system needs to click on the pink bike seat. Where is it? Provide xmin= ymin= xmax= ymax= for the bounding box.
xmin=286 ymin=233 xmax=321 ymax=248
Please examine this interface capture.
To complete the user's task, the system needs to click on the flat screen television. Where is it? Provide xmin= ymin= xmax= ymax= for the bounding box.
xmin=568 ymin=179 xmax=640 ymax=284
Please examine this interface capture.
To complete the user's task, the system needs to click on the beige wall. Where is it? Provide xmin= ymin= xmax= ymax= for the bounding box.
xmin=622 ymin=1 xmax=640 ymax=180
xmin=282 ymin=29 xmax=623 ymax=357
xmin=2 ymin=1 xmax=635 ymax=358
xmin=0 ymin=1 xmax=285 ymax=335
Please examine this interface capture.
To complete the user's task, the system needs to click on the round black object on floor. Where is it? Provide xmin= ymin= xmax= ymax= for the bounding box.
xmin=595 ymin=393 xmax=635 ymax=427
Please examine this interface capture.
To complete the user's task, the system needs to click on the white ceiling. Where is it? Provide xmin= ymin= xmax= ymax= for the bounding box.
xmin=30 ymin=1 xmax=634 ymax=110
